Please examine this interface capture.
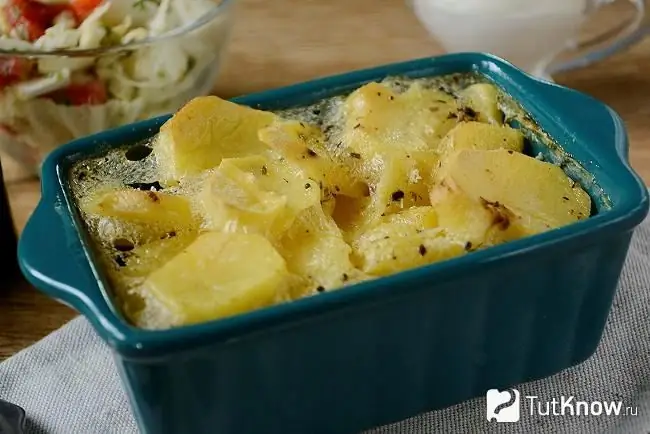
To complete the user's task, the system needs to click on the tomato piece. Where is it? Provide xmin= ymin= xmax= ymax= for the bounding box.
xmin=0 ymin=57 xmax=33 ymax=88
xmin=70 ymin=0 xmax=102 ymax=21
xmin=47 ymin=80 xmax=108 ymax=106
xmin=2 ymin=0 xmax=71 ymax=41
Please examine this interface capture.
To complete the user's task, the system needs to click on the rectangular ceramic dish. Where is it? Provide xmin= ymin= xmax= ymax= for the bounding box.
xmin=18 ymin=53 xmax=649 ymax=434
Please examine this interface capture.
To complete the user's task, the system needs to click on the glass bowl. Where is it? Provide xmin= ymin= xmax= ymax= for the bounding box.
xmin=0 ymin=0 xmax=235 ymax=176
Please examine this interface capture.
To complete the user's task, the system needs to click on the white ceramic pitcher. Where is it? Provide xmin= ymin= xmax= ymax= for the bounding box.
xmin=410 ymin=0 xmax=647 ymax=80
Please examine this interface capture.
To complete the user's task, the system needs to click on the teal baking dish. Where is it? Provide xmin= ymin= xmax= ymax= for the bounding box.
xmin=18 ymin=53 xmax=649 ymax=434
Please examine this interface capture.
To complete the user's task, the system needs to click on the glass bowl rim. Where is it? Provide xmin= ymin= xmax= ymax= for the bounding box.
xmin=0 ymin=0 xmax=234 ymax=58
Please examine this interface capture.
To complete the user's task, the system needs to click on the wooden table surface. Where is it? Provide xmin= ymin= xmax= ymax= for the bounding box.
xmin=2 ymin=0 xmax=650 ymax=360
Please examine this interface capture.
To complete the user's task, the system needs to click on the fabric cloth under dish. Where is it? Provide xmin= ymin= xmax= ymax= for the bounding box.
xmin=1 ymin=215 xmax=649 ymax=434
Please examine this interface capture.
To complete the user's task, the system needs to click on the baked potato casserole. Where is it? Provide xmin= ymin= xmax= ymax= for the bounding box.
xmin=70 ymin=76 xmax=591 ymax=329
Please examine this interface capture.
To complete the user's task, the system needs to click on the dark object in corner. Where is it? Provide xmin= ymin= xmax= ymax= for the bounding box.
xmin=0 ymin=160 xmax=18 ymax=281
xmin=0 ymin=399 xmax=26 ymax=434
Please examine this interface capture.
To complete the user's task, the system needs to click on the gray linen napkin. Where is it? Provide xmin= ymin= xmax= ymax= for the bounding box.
xmin=1 ymin=214 xmax=649 ymax=434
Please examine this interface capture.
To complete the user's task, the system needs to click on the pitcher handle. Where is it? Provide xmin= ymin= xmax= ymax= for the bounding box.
xmin=546 ymin=0 xmax=648 ymax=76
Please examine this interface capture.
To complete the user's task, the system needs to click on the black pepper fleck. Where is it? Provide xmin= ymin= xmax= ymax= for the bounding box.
xmin=316 ymin=286 xmax=325 ymax=293
xmin=562 ymin=196 xmax=569 ymax=201
xmin=114 ymin=255 xmax=127 ymax=267
xmin=464 ymin=241 xmax=472 ymax=251
xmin=305 ymin=183 xmax=311 ymax=189
xmin=147 ymin=191 xmax=160 ymax=202
xmin=353 ymin=123 xmax=361 ymax=129
xmin=463 ymin=107 xmax=477 ymax=118
xmin=342 ymin=273 xmax=349 ymax=282
xmin=350 ymin=152 xmax=361 ymax=159
xmin=161 ymin=231 xmax=177 ymax=239
xmin=418 ymin=244 xmax=427 ymax=256
xmin=391 ymin=190 xmax=405 ymax=201
xmin=261 ymin=165 xmax=268 ymax=175
xmin=306 ymin=149 xmax=318 ymax=157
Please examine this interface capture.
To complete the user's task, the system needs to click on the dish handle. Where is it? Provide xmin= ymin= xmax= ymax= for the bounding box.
xmin=18 ymin=199 xmax=98 ymax=314
xmin=529 ymin=78 xmax=629 ymax=162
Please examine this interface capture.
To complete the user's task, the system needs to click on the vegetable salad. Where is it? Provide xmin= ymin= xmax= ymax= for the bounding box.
xmin=0 ymin=0 xmax=230 ymax=171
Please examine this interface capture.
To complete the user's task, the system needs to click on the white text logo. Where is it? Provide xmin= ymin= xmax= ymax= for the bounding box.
xmin=486 ymin=389 xmax=638 ymax=423
xmin=486 ymin=388 xmax=521 ymax=423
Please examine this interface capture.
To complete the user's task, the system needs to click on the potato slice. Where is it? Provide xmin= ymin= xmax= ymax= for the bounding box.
xmin=459 ymin=83 xmax=504 ymax=124
xmin=434 ymin=122 xmax=525 ymax=182
xmin=105 ymin=233 xmax=198 ymax=322
xmin=80 ymin=188 xmax=197 ymax=241
xmin=223 ymin=154 xmax=320 ymax=215
xmin=137 ymin=232 xmax=290 ymax=329
xmin=198 ymin=154 xmax=319 ymax=240
xmin=428 ymin=186 xmax=499 ymax=249
xmin=333 ymin=156 xmax=431 ymax=239
xmin=258 ymin=119 xmax=367 ymax=198
xmin=279 ymin=205 xmax=367 ymax=295
xmin=352 ymin=222 xmax=466 ymax=276
xmin=438 ymin=122 xmax=524 ymax=156
xmin=343 ymin=82 xmax=459 ymax=156
xmin=340 ymin=82 xmax=453 ymax=231
xmin=431 ymin=149 xmax=591 ymax=242
xmin=155 ymin=96 xmax=277 ymax=181
xmin=381 ymin=206 xmax=439 ymax=230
